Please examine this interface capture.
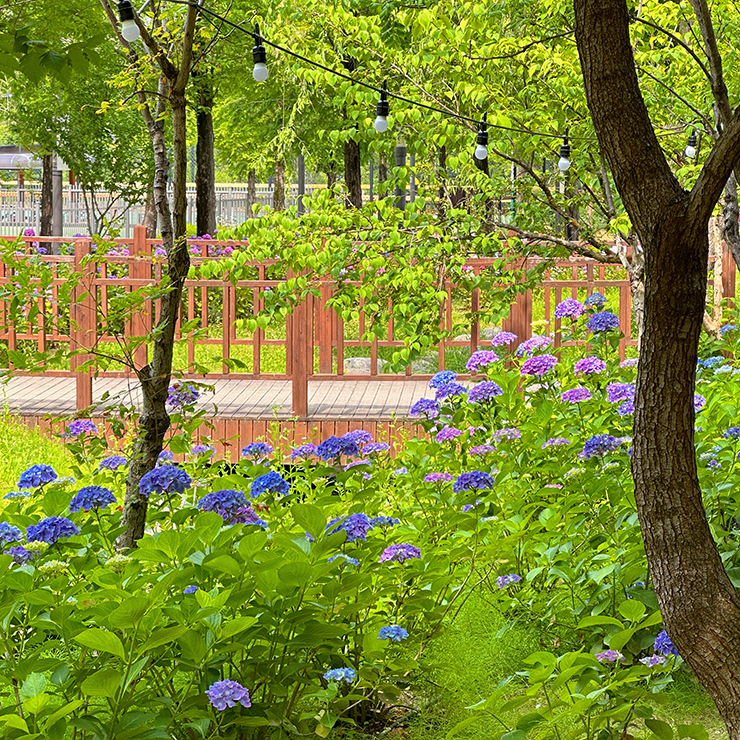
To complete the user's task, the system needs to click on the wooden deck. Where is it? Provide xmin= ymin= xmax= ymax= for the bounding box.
xmin=2 ymin=375 xmax=434 ymax=420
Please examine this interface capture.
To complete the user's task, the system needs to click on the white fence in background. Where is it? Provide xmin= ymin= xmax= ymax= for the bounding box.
xmin=0 ymin=184 xmax=323 ymax=238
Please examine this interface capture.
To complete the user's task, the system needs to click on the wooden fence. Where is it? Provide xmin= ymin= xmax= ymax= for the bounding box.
xmin=2 ymin=225 xmax=731 ymax=416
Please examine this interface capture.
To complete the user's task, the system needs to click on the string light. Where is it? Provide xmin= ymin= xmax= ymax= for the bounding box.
xmin=685 ymin=129 xmax=697 ymax=158
xmin=374 ymin=81 xmax=389 ymax=133
xmin=118 ymin=0 xmax=140 ymax=42
xmin=252 ymin=24 xmax=269 ymax=82
xmin=473 ymin=113 xmax=488 ymax=160
xmin=558 ymin=130 xmax=571 ymax=172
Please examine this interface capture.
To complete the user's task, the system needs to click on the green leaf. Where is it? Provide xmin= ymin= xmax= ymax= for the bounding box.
xmin=618 ymin=599 xmax=646 ymax=623
xmin=608 ymin=627 xmax=637 ymax=651
xmin=678 ymin=724 xmax=709 ymax=740
xmin=221 ymin=617 xmax=258 ymax=640
xmin=501 ymin=732 xmax=527 ymax=740
xmin=446 ymin=716 xmax=480 ymax=739
xmin=140 ymin=625 xmax=189 ymax=654
xmin=74 ymin=628 xmax=126 ymax=659
xmin=646 ymin=718 xmax=675 ymax=740
xmin=108 ymin=597 xmax=150 ymax=629
xmin=20 ymin=673 xmax=47 ymax=700
xmin=23 ymin=693 xmax=50 ymax=715
xmin=292 ymin=503 xmax=326 ymax=538
xmin=278 ymin=561 xmax=312 ymax=587
xmin=43 ymin=700 xmax=85 ymax=729
xmin=81 ymin=669 xmax=122 ymax=698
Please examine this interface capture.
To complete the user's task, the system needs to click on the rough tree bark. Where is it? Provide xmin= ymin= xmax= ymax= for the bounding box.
xmin=143 ymin=188 xmax=157 ymax=237
xmin=195 ymin=70 xmax=216 ymax=237
xmin=40 ymin=153 xmax=53 ymax=250
xmin=575 ymin=1 xmax=740 ymax=734
xmin=247 ymin=168 xmax=256 ymax=217
xmin=343 ymin=133 xmax=362 ymax=208
xmin=101 ymin=0 xmax=201 ymax=549
xmin=273 ymin=158 xmax=285 ymax=211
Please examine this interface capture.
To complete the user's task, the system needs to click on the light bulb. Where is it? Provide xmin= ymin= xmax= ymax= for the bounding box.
xmin=685 ymin=145 xmax=696 ymax=158
xmin=374 ymin=116 xmax=388 ymax=133
xmin=474 ymin=143 xmax=488 ymax=160
xmin=121 ymin=19 xmax=140 ymax=42
xmin=253 ymin=63 xmax=269 ymax=82
xmin=558 ymin=156 xmax=571 ymax=172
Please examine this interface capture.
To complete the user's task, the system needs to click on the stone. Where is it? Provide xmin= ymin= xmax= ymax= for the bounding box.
xmin=343 ymin=357 xmax=387 ymax=374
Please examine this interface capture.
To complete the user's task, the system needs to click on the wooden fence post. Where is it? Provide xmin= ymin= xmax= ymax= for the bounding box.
xmin=72 ymin=239 xmax=95 ymax=410
xmin=316 ymin=282 xmax=333 ymax=374
xmin=129 ymin=225 xmax=152 ymax=369
xmin=291 ymin=288 xmax=311 ymax=417
xmin=723 ymin=241 xmax=736 ymax=306
xmin=502 ymin=289 xmax=532 ymax=346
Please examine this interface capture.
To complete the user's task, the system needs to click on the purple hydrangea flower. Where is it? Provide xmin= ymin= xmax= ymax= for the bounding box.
xmin=515 ymin=335 xmax=552 ymax=357
xmin=466 ymin=350 xmax=499 ymax=372
xmin=241 ymin=442 xmax=273 ymax=458
xmin=654 ymin=630 xmax=679 ymax=656
xmin=585 ymin=292 xmax=607 ymax=308
xmin=328 ymin=513 xmax=374 ymax=542
xmin=323 ymin=667 xmax=356 ymax=683
xmin=192 ymin=444 xmax=216 ymax=457
xmin=291 ymin=444 xmax=317 ymax=459
xmin=69 ymin=486 xmax=116 ymax=513
xmin=345 ymin=459 xmax=372 ymax=470
xmin=139 ymin=466 xmax=192 ymax=497
xmin=435 ymin=382 xmax=468 ymax=401
xmin=362 ymin=442 xmax=390 ymax=455
xmin=436 ymin=427 xmax=464 ymax=443
xmin=27 ymin=516 xmax=80 ymax=544
xmin=18 ymin=464 xmax=57 ymax=489
xmin=607 ymin=383 xmax=635 ymax=403
xmin=424 ymin=472 xmax=454 ymax=483
xmin=6 ymin=546 xmax=33 ymax=564
xmin=205 ymin=680 xmax=251 ymax=710
xmin=618 ymin=400 xmax=635 ymax=416
xmin=595 ymin=650 xmax=624 ymax=663
xmin=98 ymin=455 xmax=127 ymax=472
xmin=581 ymin=434 xmax=620 ymax=460
xmin=574 ymin=356 xmax=607 ymax=376
xmin=197 ymin=489 xmax=248 ymax=515
xmin=429 ymin=370 xmax=457 ymax=388
xmin=521 ymin=354 xmax=558 ymax=376
xmin=561 ymin=387 xmax=592 ymax=403
xmin=251 ymin=471 xmax=290 ymax=497
xmin=620 ymin=358 xmax=639 ymax=368
xmin=467 ymin=381 xmax=503 ymax=404
xmin=0 ymin=523 xmax=22 ymax=547
xmin=157 ymin=450 xmax=174 ymax=465
xmin=491 ymin=332 xmax=517 ymax=347
xmin=343 ymin=430 xmax=373 ymax=445
xmin=694 ymin=394 xmax=706 ymax=412
xmin=379 ymin=543 xmax=421 ymax=563
xmin=166 ymin=383 xmax=200 ymax=408
xmin=317 ymin=436 xmax=359 ymax=460
xmin=587 ymin=311 xmax=620 ymax=333
xmin=725 ymin=427 xmax=740 ymax=440
xmin=640 ymin=654 xmax=666 ymax=667
xmin=492 ymin=428 xmax=522 ymax=441
xmin=227 ymin=505 xmax=268 ymax=527
xmin=453 ymin=471 xmax=495 ymax=493
xmin=554 ymin=298 xmax=585 ymax=320
xmin=63 ymin=419 xmax=98 ymax=438
xmin=542 ymin=437 xmax=571 ymax=448
xmin=496 ymin=573 xmax=521 ymax=588
xmin=410 ymin=398 xmax=441 ymax=418
xmin=469 ymin=444 xmax=497 ymax=455
xmin=379 ymin=625 xmax=409 ymax=642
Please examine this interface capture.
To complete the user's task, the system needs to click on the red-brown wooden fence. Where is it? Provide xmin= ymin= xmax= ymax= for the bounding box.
xmin=1 ymin=225 xmax=734 ymax=416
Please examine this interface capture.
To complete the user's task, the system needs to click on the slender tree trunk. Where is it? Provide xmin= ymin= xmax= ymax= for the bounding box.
xmin=40 ymin=153 xmax=53 ymax=251
xmin=143 ymin=187 xmax=157 ymax=237
xmin=327 ymin=164 xmax=337 ymax=191
xmin=195 ymin=73 xmax=216 ymax=237
xmin=378 ymin=154 xmax=387 ymax=185
xmin=343 ymin=134 xmax=362 ymax=208
xmin=247 ymin=168 xmax=256 ymax=217
xmin=723 ymin=174 xmax=740 ymax=271
xmin=575 ymin=1 xmax=740 ymax=734
xmin=437 ymin=146 xmax=447 ymax=217
xmin=273 ymin=159 xmax=285 ymax=211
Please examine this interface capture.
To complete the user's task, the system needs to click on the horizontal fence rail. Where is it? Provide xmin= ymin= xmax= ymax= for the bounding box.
xmin=1 ymin=225 xmax=731 ymax=416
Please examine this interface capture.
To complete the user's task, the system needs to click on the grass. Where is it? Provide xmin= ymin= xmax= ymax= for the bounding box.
xmin=0 ymin=409 xmax=74 ymax=491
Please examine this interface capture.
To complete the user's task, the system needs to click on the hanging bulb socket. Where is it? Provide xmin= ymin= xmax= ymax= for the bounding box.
xmin=374 ymin=81 xmax=389 ymax=133
xmin=252 ymin=24 xmax=269 ymax=82
xmin=474 ymin=113 xmax=488 ymax=161
xmin=685 ymin=129 xmax=697 ymax=158
xmin=558 ymin=129 xmax=571 ymax=172
xmin=118 ymin=0 xmax=140 ymax=43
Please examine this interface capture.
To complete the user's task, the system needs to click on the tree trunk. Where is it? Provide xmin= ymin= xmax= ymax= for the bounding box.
xmin=40 ymin=153 xmax=53 ymax=251
xmin=343 ymin=134 xmax=362 ymax=208
xmin=247 ymin=169 xmax=256 ymax=217
xmin=143 ymin=187 xmax=157 ymax=237
xmin=575 ymin=1 xmax=740 ymax=734
xmin=437 ymin=146 xmax=447 ymax=217
xmin=723 ymin=173 xmax=740 ymax=271
xmin=195 ymin=74 xmax=216 ymax=237
xmin=327 ymin=164 xmax=337 ymax=191
xmin=273 ymin=159 xmax=285 ymax=211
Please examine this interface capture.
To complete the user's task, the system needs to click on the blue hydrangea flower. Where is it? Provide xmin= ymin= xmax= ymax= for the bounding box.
xmin=27 ymin=516 xmax=80 ymax=544
xmin=228 ymin=506 xmax=268 ymax=527
xmin=453 ymin=471 xmax=495 ymax=494
xmin=362 ymin=442 xmax=390 ymax=455
xmin=139 ymin=466 xmax=192 ymax=497
xmin=328 ymin=513 xmax=374 ymax=542
xmin=618 ymin=400 xmax=635 ymax=416
xmin=3 ymin=490 xmax=31 ymax=500
xmin=586 ymin=311 xmax=620 ymax=333
xmin=429 ymin=370 xmax=457 ymax=389
xmin=554 ymin=298 xmax=585 ymax=320
xmin=721 ymin=324 xmax=737 ymax=336
xmin=496 ymin=573 xmax=521 ymax=588
xmin=343 ymin=430 xmax=373 ymax=445
xmin=371 ymin=516 xmax=400 ymax=528
xmin=18 ymin=464 xmax=57 ymax=490
xmin=580 ymin=434 xmax=621 ymax=460
xmin=291 ymin=444 xmax=318 ymax=459
xmin=323 ymin=667 xmax=356 ymax=683
xmin=192 ymin=444 xmax=215 ymax=457
xmin=725 ymin=427 xmax=740 ymax=440
xmin=205 ymin=679 xmax=251 ymax=710
xmin=654 ymin=630 xmax=679 ymax=657
xmin=328 ymin=553 xmax=360 ymax=566
xmin=98 ymin=455 xmax=127 ymax=472
xmin=157 ymin=450 xmax=174 ymax=465
xmin=585 ymin=292 xmax=607 ymax=308
xmin=241 ymin=442 xmax=273 ymax=458
xmin=607 ymin=383 xmax=635 ymax=403
xmin=467 ymin=381 xmax=503 ymax=404
xmin=6 ymin=545 xmax=33 ymax=564
xmin=435 ymin=382 xmax=467 ymax=401
xmin=167 ymin=383 xmax=200 ymax=408
xmin=197 ymin=489 xmax=248 ymax=515
xmin=69 ymin=486 xmax=116 ymax=513
xmin=0 ymin=523 xmax=22 ymax=547
xmin=379 ymin=625 xmax=409 ymax=642
xmin=251 ymin=471 xmax=290 ymax=497
xmin=184 ymin=585 xmax=198 ymax=594
xmin=316 ymin=435 xmax=359 ymax=460
xmin=63 ymin=419 xmax=98 ymax=438
xmin=699 ymin=356 xmax=724 ymax=368
xmin=410 ymin=398 xmax=441 ymax=418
